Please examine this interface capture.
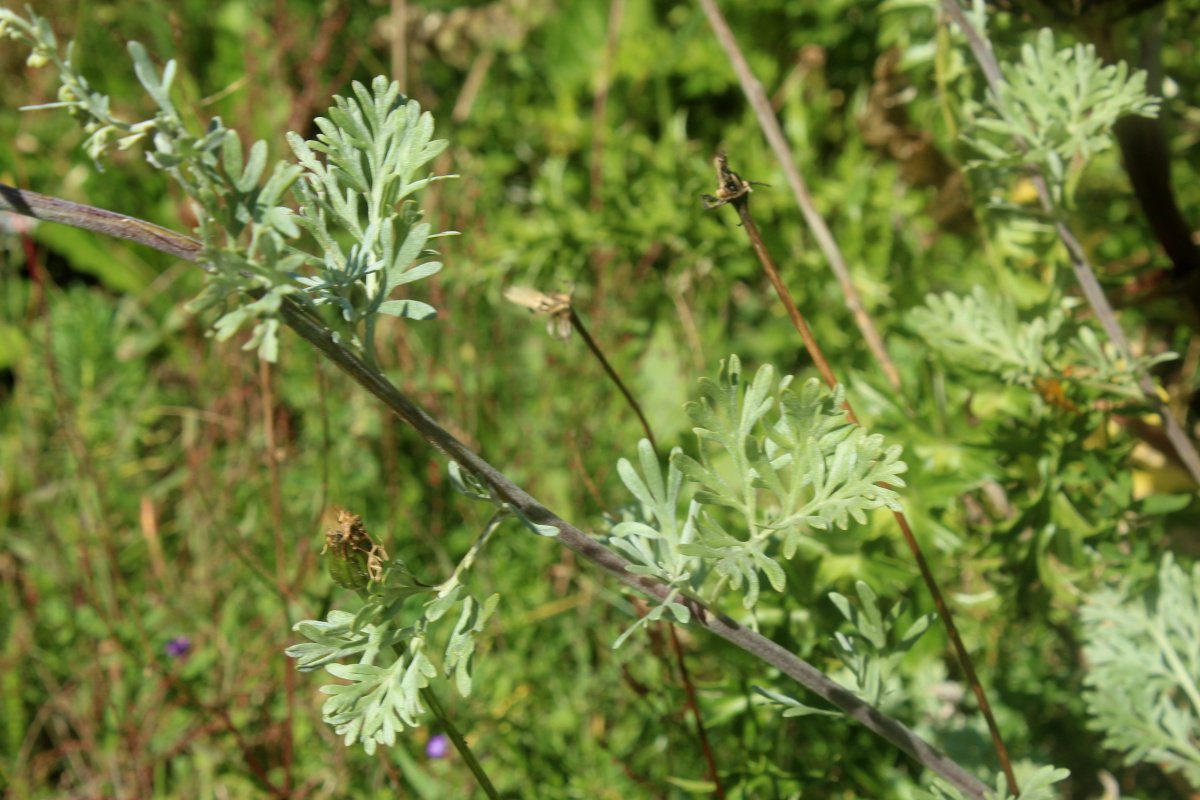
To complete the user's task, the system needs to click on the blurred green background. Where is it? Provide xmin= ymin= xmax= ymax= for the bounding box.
xmin=2 ymin=0 xmax=1199 ymax=797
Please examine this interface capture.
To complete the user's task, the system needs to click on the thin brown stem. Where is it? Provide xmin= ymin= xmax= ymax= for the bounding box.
xmin=0 ymin=183 xmax=991 ymax=799
xmin=732 ymin=196 xmax=1018 ymax=795
xmin=567 ymin=308 xmax=722 ymax=788
xmin=669 ymin=625 xmax=725 ymax=798
xmin=257 ymin=360 xmax=295 ymax=795
xmin=938 ymin=0 xmax=1200 ymax=488
xmin=569 ymin=307 xmax=658 ymax=453
xmin=697 ymin=0 xmax=904 ymax=393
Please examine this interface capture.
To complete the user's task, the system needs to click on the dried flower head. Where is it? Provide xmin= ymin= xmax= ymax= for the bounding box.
xmin=503 ymin=285 xmax=574 ymax=340
xmin=701 ymin=152 xmax=754 ymax=209
xmin=322 ymin=508 xmax=389 ymax=589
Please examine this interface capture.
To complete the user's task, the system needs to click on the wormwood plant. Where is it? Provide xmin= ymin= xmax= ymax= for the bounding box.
xmin=288 ymin=508 xmax=500 ymax=754
xmin=917 ymin=25 xmax=1169 ymax=417
xmin=1 ymin=10 xmax=987 ymax=791
xmin=10 ymin=5 xmax=1190 ymax=798
xmin=909 ymin=288 xmax=1175 ymax=403
xmin=962 ymin=28 xmax=1159 ymax=205
xmin=609 ymin=356 xmax=907 ymax=643
xmin=754 ymin=580 xmax=934 ymax=715
xmin=1 ymin=5 xmax=468 ymax=756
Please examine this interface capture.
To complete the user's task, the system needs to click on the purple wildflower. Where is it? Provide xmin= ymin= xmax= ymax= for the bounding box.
xmin=165 ymin=636 xmax=191 ymax=659
xmin=426 ymin=733 xmax=450 ymax=759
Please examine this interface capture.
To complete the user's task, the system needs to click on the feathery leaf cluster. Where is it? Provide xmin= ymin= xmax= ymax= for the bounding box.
xmin=1 ymin=8 xmax=448 ymax=364
xmin=610 ymin=356 xmax=908 ymax=632
xmin=963 ymin=28 xmax=1159 ymax=202
xmin=1081 ymin=555 xmax=1200 ymax=788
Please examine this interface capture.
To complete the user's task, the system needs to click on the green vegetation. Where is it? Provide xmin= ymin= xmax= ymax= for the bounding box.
xmin=2 ymin=1 xmax=1199 ymax=798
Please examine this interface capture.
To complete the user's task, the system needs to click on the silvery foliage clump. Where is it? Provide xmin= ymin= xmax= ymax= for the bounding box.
xmin=909 ymin=288 xmax=1176 ymax=402
xmin=753 ymin=580 xmax=934 ymax=719
xmin=1081 ymin=554 xmax=1200 ymax=789
xmin=609 ymin=355 xmax=908 ymax=645
xmin=286 ymin=80 xmax=454 ymax=367
xmin=607 ymin=440 xmax=701 ymax=648
xmin=285 ymin=460 xmax=558 ymax=754
xmin=962 ymin=27 xmax=1160 ymax=205
xmin=828 ymin=580 xmax=934 ymax=707
xmin=1 ymin=8 xmax=448 ymax=366
xmin=287 ymin=549 xmax=500 ymax=755
xmin=3 ymin=8 xmax=487 ymax=754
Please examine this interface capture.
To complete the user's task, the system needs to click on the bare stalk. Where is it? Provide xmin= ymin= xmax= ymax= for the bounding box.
xmin=669 ymin=624 xmax=726 ymax=798
xmin=568 ymin=308 xmax=658 ymax=453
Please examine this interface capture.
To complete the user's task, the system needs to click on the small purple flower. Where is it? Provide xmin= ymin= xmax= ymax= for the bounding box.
xmin=165 ymin=636 xmax=191 ymax=659
xmin=425 ymin=733 xmax=449 ymax=759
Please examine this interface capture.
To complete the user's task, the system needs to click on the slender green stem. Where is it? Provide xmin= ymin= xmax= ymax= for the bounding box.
xmin=359 ymin=583 xmax=498 ymax=798
xmin=438 ymin=510 xmax=506 ymax=593
xmin=420 ymin=687 xmax=498 ymax=798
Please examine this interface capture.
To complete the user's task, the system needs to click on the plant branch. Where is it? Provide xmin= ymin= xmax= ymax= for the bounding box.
xmin=697 ymin=0 xmax=904 ymax=394
xmin=730 ymin=193 xmax=1018 ymax=796
xmin=938 ymin=0 xmax=1200 ymax=487
xmin=420 ymin=687 xmax=497 ymax=797
xmin=0 ymin=183 xmax=990 ymax=799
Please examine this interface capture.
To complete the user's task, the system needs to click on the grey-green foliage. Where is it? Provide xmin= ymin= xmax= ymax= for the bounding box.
xmin=0 ymin=9 xmax=153 ymax=164
xmin=752 ymin=685 xmax=842 ymax=719
xmin=922 ymin=764 xmax=1070 ymax=800
xmin=963 ymin=27 xmax=1159 ymax=202
xmin=608 ymin=439 xmax=699 ymax=648
xmin=609 ymin=356 xmax=907 ymax=625
xmin=676 ymin=356 xmax=906 ymax=608
xmin=287 ymin=553 xmax=500 ymax=754
xmin=1081 ymin=554 xmax=1200 ymax=788
xmin=289 ymin=460 xmax=567 ymax=754
xmin=909 ymin=288 xmax=1065 ymax=386
xmin=287 ymin=79 xmax=453 ymax=367
xmin=829 ymin=580 xmax=934 ymax=707
xmin=910 ymin=288 xmax=1175 ymax=400
xmin=288 ymin=474 xmax=527 ymax=754
xmin=752 ymin=581 xmax=934 ymax=716
xmin=1 ymin=9 xmax=447 ymax=365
